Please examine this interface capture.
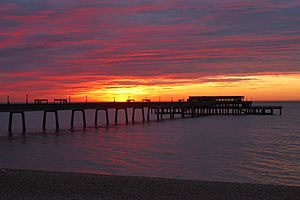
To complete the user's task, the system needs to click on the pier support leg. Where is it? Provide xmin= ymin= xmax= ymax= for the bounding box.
xmin=71 ymin=110 xmax=75 ymax=128
xmin=132 ymin=107 xmax=145 ymax=123
xmin=105 ymin=109 xmax=109 ymax=126
xmin=8 ymin=112 xmax=13 ymax=135
xmin=115 ymin=108 xmax=128 ymax=124
xmin=8 ymin=112 xmax=26 ymax=136
xmin=170 ymin=108 xmax=173 ymax=119
xmin=43 ymin=111 xmax=47 ymax=131
xmin=181 ymin=108 xmax=185 ymax=118
xmin=191 ymin=108 xmax=195 ymax=118
xmin=21 ymin=112 xmax=26 ymax=133
xmin=17 ymin=112 xmax=25 ymax=134
xmin=95 ymin=109 xmax=111 ymax=127
xmin=94 ymin=109 xmax=98 ymax=126
xmin=43 ymin=111 xmax=59 ymax=132
xmin=147 ymin=107 xmax=151 ymax=121
xmin=173 ymin=108 xmax=176 ymax=119
xmin=71 ymin=109 xmax=86 ymax=129
xmin=82 ymin=110 xmax=86 ymax=128
xmin=142 ymin=107 xmax=145 ymax=122
xmin=115 ymin=109 xmax=118 ymax=124
xmin=55 ymin=111 xmax=59 ymax=131
xmin=132 ymin=108 xmax=135 ymax=123
xmin=125 ymin=108 xmax=128 ymax=124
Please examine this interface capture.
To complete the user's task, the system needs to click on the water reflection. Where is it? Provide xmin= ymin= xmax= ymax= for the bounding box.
xmin=0 ymin=102 xmax=299 ymax=186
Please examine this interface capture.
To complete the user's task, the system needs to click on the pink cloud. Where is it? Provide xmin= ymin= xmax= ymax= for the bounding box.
xmin=0 ymin=0 xmax=299 ymax=100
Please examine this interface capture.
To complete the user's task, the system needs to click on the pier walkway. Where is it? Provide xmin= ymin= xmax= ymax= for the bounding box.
xmin=0 ymin=96 xmax=282 ymax=136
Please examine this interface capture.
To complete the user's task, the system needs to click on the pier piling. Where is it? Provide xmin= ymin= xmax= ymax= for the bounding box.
xmin=132 ymin=108 xmax=135 ymax=123
xmin=43 ymin=110 xmax=59 ymax=132
xmin=115 ymin=108 xmax=128 ymax=124
xmin=71 ymin=109 xmax=86 ymax=129
xmin=8 ymin=111 xmax=26 ymax=136
xmin=156 ymin=108 xmax=160 ymax=121
xmin=95 ymin=108 xmax=109 ymax=127
xmin=147 ymin=107 xmax=150 ymax=121
xmin=132 ymin=107 xmax=145 ymax=123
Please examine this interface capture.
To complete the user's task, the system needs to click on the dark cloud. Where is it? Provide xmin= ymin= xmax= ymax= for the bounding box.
xmin=0 ymin=0 xmax=299 ymax=97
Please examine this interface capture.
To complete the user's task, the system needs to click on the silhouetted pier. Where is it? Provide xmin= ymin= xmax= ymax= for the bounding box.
xmin=0 ymin=96 xmax=282 ymax=136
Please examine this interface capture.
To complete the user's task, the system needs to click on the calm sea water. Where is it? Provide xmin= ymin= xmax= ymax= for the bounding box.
xmin=0 ymin=102 xmax=299 ymax=186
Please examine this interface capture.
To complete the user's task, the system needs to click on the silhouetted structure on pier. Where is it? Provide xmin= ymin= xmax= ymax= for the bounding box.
xmin=188 ymin=96 xmax=244 ymax=102
xmin=0 ymin=96 xmax=282 ymax=136
xmin=34 ymin=99 xmax=48 ymax=104
xmin=54 ymin=99 xmax=68 ymax=104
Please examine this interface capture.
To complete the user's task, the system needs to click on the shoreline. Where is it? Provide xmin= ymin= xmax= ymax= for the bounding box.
xmin=0 ymin=169 xmax=299 ymax=200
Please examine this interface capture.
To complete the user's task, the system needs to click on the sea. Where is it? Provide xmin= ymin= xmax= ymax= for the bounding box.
xmin=0 ymin=102 xmax=299 ymax=186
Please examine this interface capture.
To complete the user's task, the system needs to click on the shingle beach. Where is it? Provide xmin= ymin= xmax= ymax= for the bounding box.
xmin=0 ymin=169 xmax=299 ymax=200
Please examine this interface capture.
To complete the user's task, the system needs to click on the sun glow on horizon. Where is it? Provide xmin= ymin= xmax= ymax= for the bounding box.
xmin=72 ymin=73 xmax=300 ymax=102
xmin=1 ymin=73 xmax=299 ymax=103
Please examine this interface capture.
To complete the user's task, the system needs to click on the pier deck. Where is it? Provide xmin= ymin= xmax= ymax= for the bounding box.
xmin=0 ymin=97 xmax=282 ymax=136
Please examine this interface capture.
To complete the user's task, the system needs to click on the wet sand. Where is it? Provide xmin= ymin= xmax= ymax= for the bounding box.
xmin=0 ymin=169 xmax=299 ymax=200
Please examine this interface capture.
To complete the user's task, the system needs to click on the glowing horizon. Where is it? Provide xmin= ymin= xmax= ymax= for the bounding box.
xmin=2 ymin=73 xmax=299 ymax=103
xmin=0 ymin=0 xmax=300 ymax=102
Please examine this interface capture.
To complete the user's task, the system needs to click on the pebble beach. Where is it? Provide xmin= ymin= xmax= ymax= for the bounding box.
xmin=0 ymin=169 xmax=299 ymax=200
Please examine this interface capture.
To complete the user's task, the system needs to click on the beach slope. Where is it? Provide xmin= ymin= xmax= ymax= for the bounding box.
xmin=0 ymin=169 xmax=299 ymax=200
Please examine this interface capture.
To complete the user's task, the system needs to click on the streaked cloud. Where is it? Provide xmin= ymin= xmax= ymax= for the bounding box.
xmin=0 ymin=0 xmax=299 ymax=100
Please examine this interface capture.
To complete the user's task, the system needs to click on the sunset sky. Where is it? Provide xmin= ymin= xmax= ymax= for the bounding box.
xmin=0 ymin=0 xmax=299 ymax=102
